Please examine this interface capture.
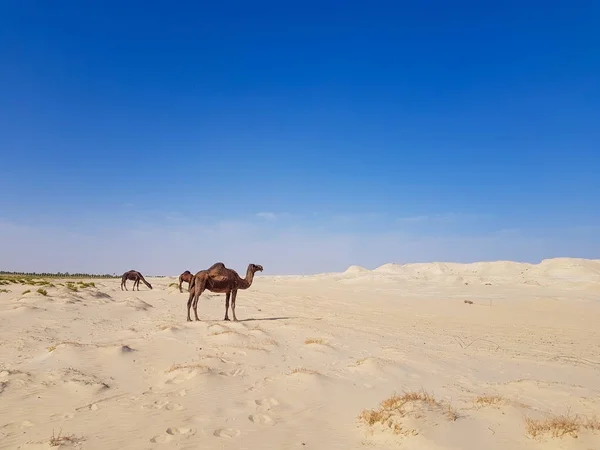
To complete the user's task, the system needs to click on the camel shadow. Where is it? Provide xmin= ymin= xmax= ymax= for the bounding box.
xmin=238 ymin=316 xmax=295 ymax=322
xmin=192 ymin=317 xmax=322 ymax=323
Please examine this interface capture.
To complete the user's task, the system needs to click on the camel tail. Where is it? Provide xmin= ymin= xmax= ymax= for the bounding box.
xmin=188 ymin=275 xmax=196 ymax=292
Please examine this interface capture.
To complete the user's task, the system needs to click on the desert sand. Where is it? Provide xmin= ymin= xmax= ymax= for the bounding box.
xmin=1 ymin=258 xmax=599 ymax=449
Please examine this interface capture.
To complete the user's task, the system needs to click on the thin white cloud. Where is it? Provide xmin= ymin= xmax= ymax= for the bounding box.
xmin=256 ymin=212 xmax=278 ymax=220
xmin=395 ymin=212 xmax=490 ymax=223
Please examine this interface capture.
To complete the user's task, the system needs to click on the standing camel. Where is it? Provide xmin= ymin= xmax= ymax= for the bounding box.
xmin=178 ymin=270 xmax=193 ymax=293
xmin=186 ymin=262 xmax=263 ymax=322
xmin=120 ymin=270 xmax=153 ymax=291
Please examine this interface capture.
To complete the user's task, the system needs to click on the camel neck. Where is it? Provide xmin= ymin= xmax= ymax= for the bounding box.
xmin=240 ymin=266 xmax=255 ymax=288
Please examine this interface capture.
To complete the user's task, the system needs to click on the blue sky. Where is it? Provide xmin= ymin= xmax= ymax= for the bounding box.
xmin=0 ymin=1 xmax=599 ymax=275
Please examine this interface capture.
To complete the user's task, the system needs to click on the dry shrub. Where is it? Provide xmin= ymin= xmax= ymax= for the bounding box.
xmin=474 ymin=394 xmax=505 ymax=407
xmin=290 ymin=367 xmax=320 ymax=375
xmin=49 ymin=429 xmax=83 ymax=446
xmin=167 ymin=363 xmax=211 ymax=373
xmin=359 ymin=390 xmax=459 ymax=436
xmin=525 ymin=413 xmax=600 ymax=439
xmin=464 ymin=300 xmax=473 ymax=304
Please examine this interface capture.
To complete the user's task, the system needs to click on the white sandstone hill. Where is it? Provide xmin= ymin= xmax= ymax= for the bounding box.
xmin=337 ymin=257 xmax=600 ymax=288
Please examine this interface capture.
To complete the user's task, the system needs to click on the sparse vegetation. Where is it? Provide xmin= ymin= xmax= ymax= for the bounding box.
xmin=169 ymin=282 xmax=179 ymax=288
xmin=167 ymin=363 xmax=211 ymax=373
xmin=37 ymin=288 xmax=48 ymax=296
xmin=1 ymin=270 xmax=118 ymax=279
xmin=22 ymin=289 xmax=31 ymax=294
xmin=49 ymin=429 xmax=83 ymax=446
xmin=525 ymin=413 xmax=600 ymax=439
xmin=0 ymin=288 xmax=9 ymax=293
xmin=305 ymin=337 xmax=326 ymax=345
xmin=359 ymin=390 xmax=459 ymax=436
xmin=290 ymin=367 xmax=320 ymax=375
xmin=66 ymin=282 xmax=79 ymax=292
xmin=464 ymin=300 xmax=473 ymax=304
xmin=474 ymin=394 xmax=505 ymax=407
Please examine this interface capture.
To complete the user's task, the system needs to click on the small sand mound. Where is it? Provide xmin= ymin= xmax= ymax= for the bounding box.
xmin=374 ymin=263 xmax=404 ymax=273
xmin=125 ymin=298 xmax=153 ymax=311
xmin=344 ymin=265 xmax=370 ymax=274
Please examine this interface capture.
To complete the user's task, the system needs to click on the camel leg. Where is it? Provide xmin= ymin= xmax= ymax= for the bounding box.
xmin=179 ymin=278 xmax=183 ymax=293
xmin=224 ymin=292 xmax=231 ymax=321
xmin=123 ymin=280 xmax=128 ymax=291
xmin=135 ymin=278 xmax=140 ymax=291
xmin=231 ymin=289 xmax=238 ymax=322
xmin=192 ymin=279 xmax=206 ymax=321
xmin=186 ymin=282 xmax=196 ymax=322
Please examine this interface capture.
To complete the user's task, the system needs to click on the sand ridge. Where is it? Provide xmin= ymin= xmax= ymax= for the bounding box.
xmin=0 ymin=257 xmax=599 ymax=449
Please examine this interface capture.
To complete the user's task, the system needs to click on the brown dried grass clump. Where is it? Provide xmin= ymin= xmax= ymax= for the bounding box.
xmin=474 ymin=394 xmax=505 ymax=407
xmin=290 ymin=367 xmax=320 ymax=375
xmin=525 ymin=413 xmax=600 ymax=439
xmin=304 ymin=337 xmax=334 ymax=347
xmin=49 ymin=429 xmax=83 ymax=446
xmin=359 ymin=390 xmax=459 ymax=435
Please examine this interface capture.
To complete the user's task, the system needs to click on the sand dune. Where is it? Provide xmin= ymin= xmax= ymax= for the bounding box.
xmin=0 ymin=257 xmax=599 ymax=449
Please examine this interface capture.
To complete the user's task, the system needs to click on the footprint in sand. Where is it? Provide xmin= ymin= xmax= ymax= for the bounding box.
xmin=213 ymin=428 xmax=241 ymax=438
xmin=218 ymin=368 xmax=245 ymax=377
xmin=166 ymin=427 xmax=196 ymax=436
xmin=255 ymin=397 xmax=279 ymax=411
xmin=248 ymin=414 xmax=275 ymax=425
xmin=20 ymin=420 xmax=34 ymax=429
xmin=150 ymin=434 xmax=173 ymax=443
xmin=143 ymin=400 xmax=183 ymax=411
xmin=51 ymin=413 xmax=74 ymax=420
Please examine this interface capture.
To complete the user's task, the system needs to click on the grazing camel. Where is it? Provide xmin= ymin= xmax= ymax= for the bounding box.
xmin=178 ymin=270 xmax=193 ymax=293
xmin=186 ymin=262 xmax=263 ymax=322
xmin=120 ymin=270 xmax=153 ymax=291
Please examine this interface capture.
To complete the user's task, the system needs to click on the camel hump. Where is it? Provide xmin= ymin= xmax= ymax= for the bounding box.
xmin=210 ymin=274 xmax=229 ymax=282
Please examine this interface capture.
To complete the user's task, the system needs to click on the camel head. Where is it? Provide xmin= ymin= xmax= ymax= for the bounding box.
xmin=250 ymin=264 xmax=263 ymax=273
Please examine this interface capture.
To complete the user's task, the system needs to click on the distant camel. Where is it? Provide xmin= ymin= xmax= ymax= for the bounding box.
xmin=120 ymin=270 xmax=153 ymax=291
xmin=187 ymin=262 xmax=263 ymax=322
xmin=178 ymin=270 xmax=193 ymax=293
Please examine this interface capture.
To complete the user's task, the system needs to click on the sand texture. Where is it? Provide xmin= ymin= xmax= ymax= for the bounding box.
xmin=1 ymin=258 xmax=599 ymax=449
